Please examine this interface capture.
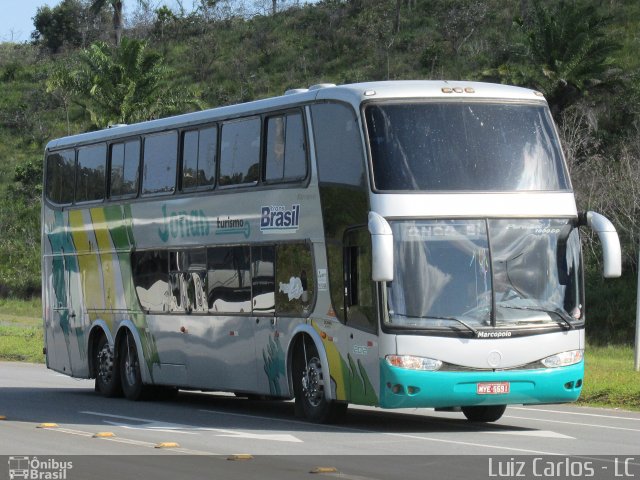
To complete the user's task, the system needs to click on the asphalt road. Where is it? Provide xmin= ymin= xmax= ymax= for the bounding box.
xmin=1 ymin=362 xmax=639 ymax=480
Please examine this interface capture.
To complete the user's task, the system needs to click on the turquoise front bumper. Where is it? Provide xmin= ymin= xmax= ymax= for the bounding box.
xmin=379 ymin=359 xmax=584 ymax=409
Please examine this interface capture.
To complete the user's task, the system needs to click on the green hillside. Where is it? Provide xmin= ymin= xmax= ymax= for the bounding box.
xmin=0 ymin=0 xmax=638 ymax=344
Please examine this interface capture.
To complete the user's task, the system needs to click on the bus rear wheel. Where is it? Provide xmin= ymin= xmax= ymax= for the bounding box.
xmin=119 ymin=331 xmax=148 ymax=401
xmin=461 ymin=405 xmax=506 ymax=422
xmin=95 ymin=335 xmax=122 ymax=397
xmin=293 ymin=338 xmax=347 ymax=423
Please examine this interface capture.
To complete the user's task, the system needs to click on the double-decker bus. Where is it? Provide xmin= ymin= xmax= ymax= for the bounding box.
xmin=42 ymin=81 xmax=621 ymax=423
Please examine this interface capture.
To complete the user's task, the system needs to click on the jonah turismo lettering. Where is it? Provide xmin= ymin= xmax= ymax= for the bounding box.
xmin=260 ymin=204 xmax=300 ymax=234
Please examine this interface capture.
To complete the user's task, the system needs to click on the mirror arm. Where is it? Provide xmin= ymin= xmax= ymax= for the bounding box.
xmin=580 ymin=211 xmax=622 ymax=278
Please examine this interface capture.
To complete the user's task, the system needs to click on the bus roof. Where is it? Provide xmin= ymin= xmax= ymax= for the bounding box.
xmin=45 ymin=80 xmax=546 ymax=151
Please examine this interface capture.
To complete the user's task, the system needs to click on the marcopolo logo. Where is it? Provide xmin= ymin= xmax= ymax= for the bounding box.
xmin=477 ymin=330 xmax=512 ymax=338
xmin=8 ymin=456 xmax=73 ymax=480
xmin=260 ymin=204 xmax=300 ymax=234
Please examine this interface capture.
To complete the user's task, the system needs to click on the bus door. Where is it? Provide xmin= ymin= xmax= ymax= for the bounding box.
xmin=43 ymin=253 xmax=74 ymax=375
xmin=344 ymin=229 xmax=380 ymax=405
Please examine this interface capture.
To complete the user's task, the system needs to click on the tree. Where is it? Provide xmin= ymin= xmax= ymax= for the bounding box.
xmin=32 ymin=0 xmax=85 ymax=53
xmin=488 ymin=0 xmax=622 ymax=114
xmin=46 ymin=62 xmax=80 ymax=134
xmin=90 ymin=0 xmax=149 ymax=46
xmin=72 ymin=38 xmax=203 ymax=127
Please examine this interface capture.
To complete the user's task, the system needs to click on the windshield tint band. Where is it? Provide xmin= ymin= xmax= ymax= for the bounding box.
xmin=365 ymin=102 xmax=569 ymax=192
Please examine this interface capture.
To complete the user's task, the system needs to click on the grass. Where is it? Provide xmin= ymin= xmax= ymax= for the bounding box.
xmin=577 ymin=345 xmax=640 ymax=411
xmin=0 ymin=297 xmax=43 ymax=363
xmin=0 ymin=298 xmax=638 ymax=411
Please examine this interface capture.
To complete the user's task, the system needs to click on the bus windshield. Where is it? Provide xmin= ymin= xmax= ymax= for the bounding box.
xmin=386 ymin=219 xmax=583 ymax=332
xmin=365 ymin=102 xmax=569 ymax=191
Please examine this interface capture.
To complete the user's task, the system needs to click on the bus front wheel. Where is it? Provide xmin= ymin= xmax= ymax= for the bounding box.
xmin=293 ymin=338 xmax=347 ymax=423
xmin=119 ymin=331 xmax=148 ymax=401
xmin=95 ymin=335 xmax=122 ymax=397
xmin=461 ymin=405 xmax=506 ymax=422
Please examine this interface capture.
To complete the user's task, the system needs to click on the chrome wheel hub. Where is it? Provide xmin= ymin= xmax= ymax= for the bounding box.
xmin=97 ymin=343 xmax=114 ymax=384
xmin=301 ymin=357 xmax=324 ymax=407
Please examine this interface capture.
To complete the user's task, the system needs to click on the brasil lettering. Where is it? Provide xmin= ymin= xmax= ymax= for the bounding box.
xmin=260 ymin=204 xmax=300 ymax=234
xmin=158 ymin=205 xmax=210 ymax=242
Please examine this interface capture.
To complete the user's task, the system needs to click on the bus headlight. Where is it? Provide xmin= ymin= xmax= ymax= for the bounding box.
xmin=386 ymin=355 xmax=443 ymax=371
xmin=541 ymin=349 xmax=584 ymax=368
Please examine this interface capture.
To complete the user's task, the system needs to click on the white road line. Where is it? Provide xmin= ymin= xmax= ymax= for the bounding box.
xmin=505 ymin=415 xmax=640 ymax=433
xmin=81 ymin=411 xmax=165 ymax=423
xmin=382 ymin=432 xmax=562 ymax=455
xmin=510 ymin=407 xmax=640 ymax=421
xmin=199 ymin=408 xmax=366 ymax=432
xmin=44 ymin=424 xmax=216 ymax=455
xmin=483 ymin=429 xmax=574 ymax=439
xmin=200 ymin=408 xmax=565 ymax=455
xmin=84 ymin=410 xmax=303 ymax=443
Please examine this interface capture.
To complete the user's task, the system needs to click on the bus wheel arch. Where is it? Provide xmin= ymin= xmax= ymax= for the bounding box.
xmin=115 ymin=327 xmax=150 ymax=401
xmin=91 ymin=327 xmax=122 ymax=397
xmin=289 ymin=332 xmax=347 ymax=423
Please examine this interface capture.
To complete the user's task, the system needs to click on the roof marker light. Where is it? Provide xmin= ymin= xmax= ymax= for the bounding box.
xmin=442 ymin=88 xmax=453 ymax=94
xmin=364 ymin=90 xmax=376 ymax=96
xmin=453 ymin=87 xmax=463 ymax=93
xmin=465 ymin=87 xmax=475 ymax=93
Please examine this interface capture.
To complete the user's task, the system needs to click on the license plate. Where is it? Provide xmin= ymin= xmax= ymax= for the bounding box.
xmin=477 ymin=382 xmax=510 ymax=395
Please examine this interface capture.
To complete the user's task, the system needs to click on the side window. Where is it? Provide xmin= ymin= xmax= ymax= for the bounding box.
xmin=110 ymin=140 xmax=140 ymax=198
xmin=275 ymin=243 xmax=314 ymax=316
xmin=252 ymin=246 xmax=275 ymax=314
xmin=46 ymin=149 xmax=75 ymax=205
xmin=143 ymin=131 xmax=178 ymax=196
xmin=207 ymin=246 xmax=251 ymax=313
xmin=168 ymin=249 xmax=208 ymax=313
xmin=76 ymin=144 xmax=106 ymax=203
xmin=344 ymin=229 xmax=376 ymax=332
xmin=182 ymin=126 xmax=217 ymax=191
xmin=219 ymin=118 xmax=260 ymax=187
xmin=132 ymin=250 xmax=169 ymax=313
xmin=265 ymin=112 xmax=307 ymax=182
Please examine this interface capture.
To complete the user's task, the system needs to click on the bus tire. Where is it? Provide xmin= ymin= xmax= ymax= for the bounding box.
xmin=119 ymin=331 xmax=148 ymax=401
xmin=461 ymin=405 xmax=506 ymax=422
xmin=95 ymin=335 xmax=122 ymax=397
xmin=293 ymin=338 xmax=347 ymax=423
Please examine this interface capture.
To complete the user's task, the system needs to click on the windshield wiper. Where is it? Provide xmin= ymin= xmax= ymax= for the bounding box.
xmin=391 ymin=313 xmax=478 ymax=335
xmin=498 ymin=305 xmax=574 ymax=330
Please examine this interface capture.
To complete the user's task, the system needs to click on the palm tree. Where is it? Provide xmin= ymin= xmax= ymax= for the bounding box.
xmin=74 ymin=38 xmax=203 ymax=127
xmin=90 ymin=0 xmax=148 ymax=46
xmin=488 ymin=0 xmax=621 ymax=114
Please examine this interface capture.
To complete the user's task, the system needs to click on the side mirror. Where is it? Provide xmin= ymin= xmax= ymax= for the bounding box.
xmin=580 ymin=211 xmax=622 ymax=278
xmin=368 ymin=211 xmax=394 ymax=282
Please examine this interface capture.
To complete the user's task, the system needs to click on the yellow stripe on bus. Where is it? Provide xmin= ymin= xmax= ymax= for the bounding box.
xmin=69 ymin=209 xmax=106 ymax=318
xmin=91 ymin=207 xmax=119 ymax=312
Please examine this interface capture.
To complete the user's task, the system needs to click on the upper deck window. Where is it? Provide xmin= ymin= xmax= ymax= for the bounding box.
xmin=182 ymin=126 xmax=217 ymax=191
xmin=46 ymin=149 xmax=75 ymax=205
xmin=365 ymin=102 xmax=569 ymax=192
xmin=110 ymin=139 xmax=140 ymax=198
xmin=142 ymin=131 xmax=178 ymax=196
xmin=219 ymin=118 xmax=260 ymax=187
xmin=265 ymin=112 xmax=307 ymax=182
xmin=76 ymin=144 xmax=106 ymax=203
